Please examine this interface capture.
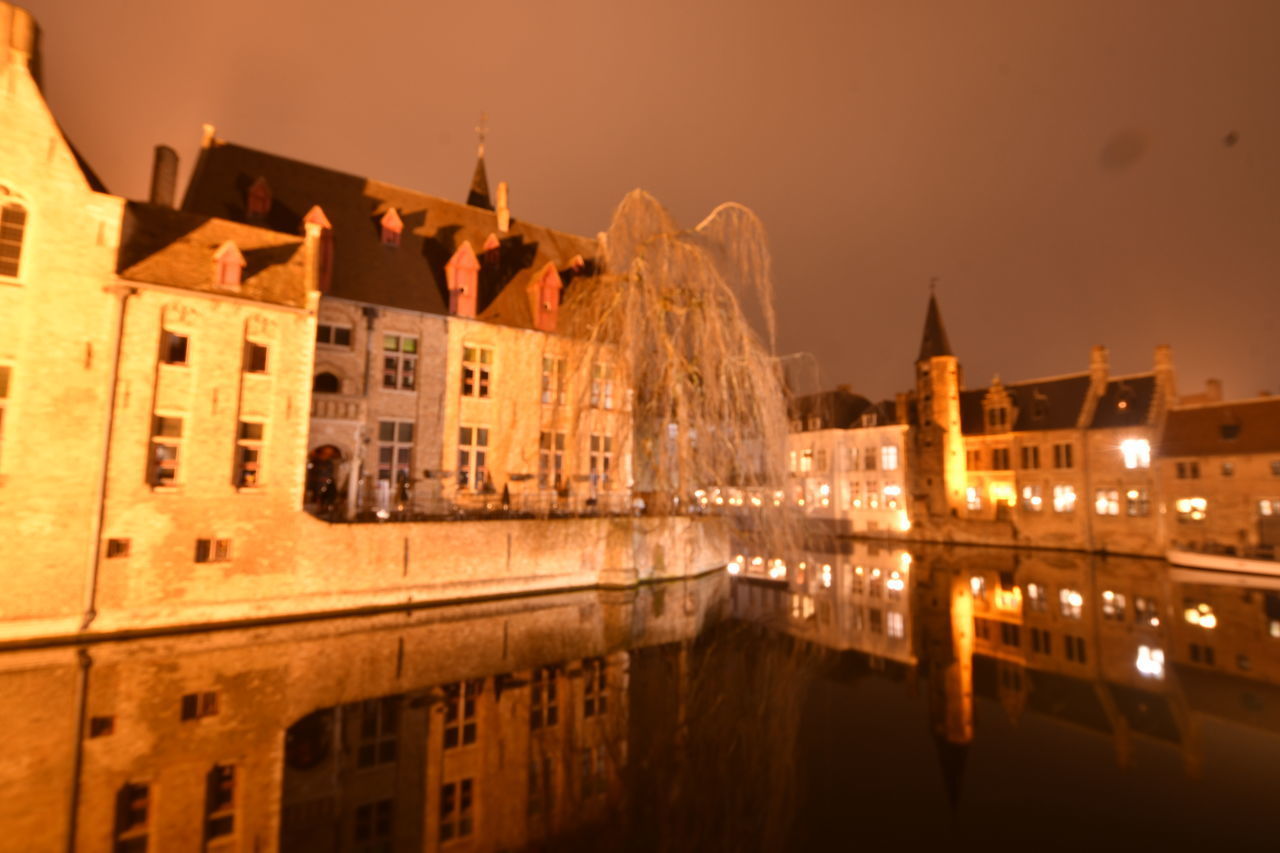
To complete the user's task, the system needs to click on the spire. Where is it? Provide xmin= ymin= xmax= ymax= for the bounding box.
xmin=467 ymin=113 xmax=493 ymax=210
xmin=917 ymin=290 xmax=954 ymax=362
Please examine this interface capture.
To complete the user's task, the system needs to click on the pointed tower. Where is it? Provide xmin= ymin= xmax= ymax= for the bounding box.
xmin=912 ymin=292 xmax=966 ymax=516
xmin=467 ymin=115 xmax=493 ymax=210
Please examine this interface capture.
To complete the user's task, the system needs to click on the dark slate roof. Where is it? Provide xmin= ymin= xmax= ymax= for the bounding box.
xmin=1160 ymin=397 xmax=1280 ymax=457
xmin=959 ymin=373 xmax=1093 ymax=435
xmin=1090 ymin=374 xmax=1157 ymax=429
xmin=789 ymin=390 xmax=871 ymax=430
xmin=117 ymin=202 xmax=308 ymax=308
xmin=467 ymin=152 xmax=492 ymax=210
xmin=181 ymin=140 xmax=595 ymax=327
xmin=917 ymin=294 xmax=954 ymax=361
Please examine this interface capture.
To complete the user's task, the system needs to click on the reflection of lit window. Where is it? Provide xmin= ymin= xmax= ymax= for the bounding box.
xmin=1059 ymin=588 xmax=1083 ymax=619
xmin=1175 ymin=497 xmax=1207 ymax=522
xmin=1135 ymin=645 xmax=1165 ymax=679
xmin=1101 ymin=590 xmax=1126 ymax=621
xmin=1052 ymin=485 xmax=1076 ymax=513
xmin=1120 ymin=438 xmax=1151 ymax=469
xmin=1183 ymin=601 xmax=1217 ymax=629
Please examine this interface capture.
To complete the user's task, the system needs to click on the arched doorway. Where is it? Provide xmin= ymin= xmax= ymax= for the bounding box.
xmin=306 ymin=444 xmax=344 ymax=509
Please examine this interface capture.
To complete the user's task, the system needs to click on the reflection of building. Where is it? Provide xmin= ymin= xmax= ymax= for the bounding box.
xmin=786 ymin=391 xmax=910 ymax=535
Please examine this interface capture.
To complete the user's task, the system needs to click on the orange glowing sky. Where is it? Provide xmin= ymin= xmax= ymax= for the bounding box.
xmin=23 ymin=0 xmax=1280 ymax=400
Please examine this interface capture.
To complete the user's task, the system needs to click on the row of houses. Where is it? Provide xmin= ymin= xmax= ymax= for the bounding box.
xmin=788 ymin=295 xmax=1280 ymax=558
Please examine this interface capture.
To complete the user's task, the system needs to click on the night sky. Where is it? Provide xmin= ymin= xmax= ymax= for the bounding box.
xmin=24 ymin=0 xmax=1280 ymax=401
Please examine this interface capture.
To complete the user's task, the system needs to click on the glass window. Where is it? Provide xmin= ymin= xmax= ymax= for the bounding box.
xmin=0 ymin=203 xmax=26 ymax=277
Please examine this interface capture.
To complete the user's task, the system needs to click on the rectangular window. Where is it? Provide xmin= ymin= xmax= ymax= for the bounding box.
xmin=799 ymin=449 xmax=813 ymax=473
xmin=354 ymin=799 xmax=393 ymax=848
xmin=377 ymin=420 xmax=414 ymax=485
xmin=149 ymin=415 xmax=183 ymax=486
xmin=0 ymin=203 xmax=26 ymax=277
xmin=880 ymin=445 xmax=899 ymax=471
xmin=205 ymin=764 xmax=236 ymax=843
xmin=887 ymin=610 xmax=905 ymax=639
xmin=0 ymin=365 xmax=10 ymax=460
xmin=528 ymin=757 xmax=552 ymax=817
xmin=114 ymin=782 xmax=150 ymax=852
xmin=462 ymin=345 xmax=492 ymax=397
xmin=869 ymin=608 xmax=883 ymax=634
xmin=1125 ymin=487 xmax=1150 ymax=517
xmin=583 ymin=657 xmax=608 ymax=717
xmin=1064 ymin=635 xmax=1087 ymax=663
xmin=1052 ymin=484 xmax=1076 ymax=513
xmin=1259 ymin=499 xmax=1280 ymax=517
xmin=1060 ymin=588 xmax=1083 ymax=619
xmin=1000 ymin=622 xmax=1021 ymax=647
xmin=1026 ymin=582 xmax=1048 ymax=612
xmin=967 ymin=449 xmax=982 ymax=470
xmin=1101 ymin=590 xmax=1127 ymax=621
xmin=1020 ymin=484 xmax=1043 ymax=512
xmin=356 ymin=697 xmax=400 ymax=768
xmin=106 ymin=538 xmax=130 ymax=558
xmin=194 ymin=539 xmax=231 ymax=563
xmin=541 ymin=356 xmax=566 ymax=405
xmin=1053 ymin=442 xmax=1074 ymax=469
xmin=439 ymin=779 xmax=474 ymax=842
xmin=1135 ymin=595 xmax=1160 ymax=627
xmin=966 ymin=486 xmax=982 ymax=511
xmin=316 ymin=324 xmax=353 ymax=347
xmin=847 ymin=447 xmax=859 ymax=469
xmin=243 ymin=341 xmax=268 ymax=374
xmin=589 ymin=434 xmax=613 ymax=490
xmin=1221 ymin=462 xmax=1235 ymax=477
xmin=442 ymin=680 xmax=481 ymax=749
xmin=590 ymin=362 xmax=614 ymax=409
xmin=382 ymin=334 xmax=417 ymax=390
xmin=581 ymin=746 xmax=607 ymax=797
xmin=1020 ymin=446 xmax=1041 ymax=469
xmin=1120 ymin=438 xmax=1151 ymax=469
xmin=864 ymin=450 xmax=877 ymax=471
xmin=181 ymin=691 xmax=219 ymax=720
xmin=538 ymin=431 xmax=565 ymax=489
xmin=1176 ymin=461 xmax=1201 ymax=479
xmin=992 ymin=448 xmax=1011 ymax=470
xmin=1271 ymin=460 xmax=1280 ymax=477
xmin=235 ymin=421 xmax=263 ymax=487
xmin=457 ymin=426 xmax=489 ymax=490
xmin=530 ymin=666 xmax=559 ymax=730
xmin=1175 ymin=497 xmax=1207 ymax=522
xmin=1094 ymin=488 xmax=1120 ymax=516
xmin=1030 ymin=627 xmax=1052 ymax=655
xmin=160 ymin=330 xmax=189 ymax=365
xmin=816 ymin=449 xmax=827 ymax=471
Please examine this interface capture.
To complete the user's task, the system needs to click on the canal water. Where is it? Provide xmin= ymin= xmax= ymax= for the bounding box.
xmin=2 ymin=542 xmax=1278 ymax=851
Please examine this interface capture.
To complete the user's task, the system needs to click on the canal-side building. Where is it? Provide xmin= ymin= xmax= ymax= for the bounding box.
xmin=181 ymin=134 xmax=630 ymax=518
xmin=1157 ymin=396 xmax=1280 ymax=554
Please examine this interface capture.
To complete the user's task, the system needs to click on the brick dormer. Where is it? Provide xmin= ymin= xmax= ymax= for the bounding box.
xmin=303 ymin=205 xmax=334 ymax=293
xmin=379 ymin=207 xmax=402 ymax=247
xmin=213 ymin=240 xmax=245 ymax=289
xmin=982 ymin=376 xmax=1014 ymax=433
xmin=528 ymin=262 xmax=563 ymax=332
xmin=446 ymin=240 xmax=479 ymax=318
xmin=246 ymin=176 xmax=271 ymax=220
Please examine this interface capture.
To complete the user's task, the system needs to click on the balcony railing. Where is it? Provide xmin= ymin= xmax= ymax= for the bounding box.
xmin=310 ymin=393 xmax=366 ymax=422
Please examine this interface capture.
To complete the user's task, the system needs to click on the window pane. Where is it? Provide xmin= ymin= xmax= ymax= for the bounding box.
xmin=402 ymin=337 xmax=417 ymax=354
xmin=384 ymin=334 xmax=399 ymax=351
xmin=378 ymin=422 xmax=396 ymax=441
xmin=397 ymin=422 xmax=414 ymax=442
xmin=334 ymin=327 xmax=352 ymax=346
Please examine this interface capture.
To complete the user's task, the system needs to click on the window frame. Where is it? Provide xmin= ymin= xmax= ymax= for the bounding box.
xmin=0 ymin=201 xmax=27 ymax=280
xmin=381 ymin=333 xmax=418 ymax=391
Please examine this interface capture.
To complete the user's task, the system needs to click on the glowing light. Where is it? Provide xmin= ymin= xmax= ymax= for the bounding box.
xmin=750 ymin=495 xmax=763 ymax=507
xmin=1175 ymin=497 xmax=1207 ymax=521
xmin=886 ymin=570 xmax=905 ymax=592
xmin=821 ymin=564 xmax=832 ymax=589
xmin=883 ymin=484 xmax=902 ymax=497
xmin=819 ymin=483 xmax=830 ymax=496
xmin=899 ymin=552 xmax=912 ymax=569
xmin=897 ymin=511 xmax=912 ymax=532
xmin=1120 ymin=438 xmax=1151 ymax=469
xmin=375 ymin=508 xmax=391 ymax=519
xmin=768 ymin=558 xmax=787 ymax=580
xmin=970 ymin=576 xmax=985 ymax=596
xmin=1136 ymin=645 xmax=1165 ymax=679
xmin=855 ymin=566 xmax=864 ymax=576
xmin=727 ymin=561 xmax=741 ymax=575
xmin=1126 ymin=489 xmax=1139 ymax=500
xmin=1067 ymin=591 xmax=1084 ymax=608
xmin=871 ymin=568 xmax=881 ymax=578
xmin=853 ymin=499 xmax=863 ymax=508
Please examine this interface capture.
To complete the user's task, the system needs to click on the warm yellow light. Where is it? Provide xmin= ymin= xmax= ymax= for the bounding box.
xmin=897 ymin=511 xmax=911 ymax=532
xmin=1067 ymin=591 xmax=1084 ymax=608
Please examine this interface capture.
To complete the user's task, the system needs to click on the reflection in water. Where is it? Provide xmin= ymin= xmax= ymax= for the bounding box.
xmin=4 ymin=546 xmax=1280 ymax=849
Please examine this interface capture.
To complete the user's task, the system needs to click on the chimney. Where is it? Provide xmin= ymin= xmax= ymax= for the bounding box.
xmin=1154 ymin=343 xmax=1176 ymax=399
xmin=2 ymin=4 xmax=41 ymax=84
xmin=149 ymin=145 xmax=178 ymax=208
xmin=496 ymin=181 xmax=510 ymax=233
xmin=1204 ymin=378 xmax=1222 ymax=402
xmin=1089 ymin=345 xmax=1109 ymax=389
xmin=201 ymin=123 xmax=217 ymax=149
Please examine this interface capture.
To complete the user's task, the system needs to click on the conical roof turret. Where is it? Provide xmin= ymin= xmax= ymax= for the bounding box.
xmin=917 ymin=293 xmax=954 ymax=362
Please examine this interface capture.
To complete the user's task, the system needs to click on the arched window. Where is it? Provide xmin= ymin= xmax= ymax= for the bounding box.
xmin=0 ymin=203 xmax=27 ymax=278
xmin=313 ymin=372 xmax=341 ymax=393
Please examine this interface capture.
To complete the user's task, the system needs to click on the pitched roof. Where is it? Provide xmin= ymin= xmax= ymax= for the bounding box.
xmin=1090 ymin=374 xmax=1157 ymax=429
xmin=467 ymin=152 xmax=492 ymax=210
xmin=789 ymin=389 xmax=872 ymax=430
xmin=181 ymin=140 xmax=596 ymax=327
xmin=117 ymin=202 xmax=308 ymax=308
xmin=1160 ymin=396 xmax=1280 ymax=457
xmin=959 ymin=373 xmax=1092 ymax=435
xmin=917 ymin=294 xmax=953 ymax=361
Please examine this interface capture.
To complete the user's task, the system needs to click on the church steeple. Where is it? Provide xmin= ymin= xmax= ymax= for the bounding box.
xmin=918 ymin=290 xmax=953 ymax=362
xmin=466 ymin=114 xmax=493 ymax=210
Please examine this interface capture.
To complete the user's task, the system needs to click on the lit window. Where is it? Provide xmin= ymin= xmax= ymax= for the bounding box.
xmin=1120 ymin=438 xmax=1151 ymax=469
xmin=799 ymin=449 xmax=813 ymax=473
xmin=541 ymin=356 xmax=565 ymax=405
xmin=148 ymin=415 xmax=183 ymax=486
xmin=970 ymin=575 xmax=986 ymax=598
xmin=1101 ymin=590 xmax=1126 ymax=621
xmin=538 ymin=431 xmax=565 ymax=490
xmin=589 ymin=434 xmax=614 ymax=490
xmin=1020 ymin=484 xmax=1043 ymax=512
xmin=378 ymin=420 xmax=415 ymax=486
xmin=1175 ymin=497 xmax=1207 ymax=522
xmin=590 ymin=362 xmax=614 ymax=409
xmin=160 ymin=330 xmax=189 ymax=365
xmin=1094 ymin=489 xmax=1120 ymax=516
xmin=1052 ymin=484 xmax=1076 ymax=513
xmin=1060 ymin=588 xmax=1084 ymax=619
xmin=887 ymin=610 xmax=905 ymax=638
xmin=244 ymin=341 xmax=268 ymax=374
xmin=1135 ymin=595 xmax=1160 ymax=627
xmin=1183 ymin=601 xmax=1217 ymax=629
xmin=880 ymin=446 xmax=899 ymax=471
xmin=462 ymin=345 xmax=493 ymax=397
xmin=0 ymin=202 xmax=27 ymax=278
xmin=1126 ymin=487 xmax=1149 ymax=516
xmin=457 ymin=425 xmax=488 ymax=490
xmin=1135 ymin=646 xmax=1165 ymax=679
xmin=1259 ymin=499 xmax=1280 ymax=517
xmin=316 ymin=324 xmax=352 ymax=347
xmin=235 ymin=421 xmax=264 ymax=487
xmin=382 ymin=334 xmax=417 ymax=390
xmin=966 ymin=486 xmax=982 ymax=511
xmin=439 ymin=779 xmax=474 ymax=841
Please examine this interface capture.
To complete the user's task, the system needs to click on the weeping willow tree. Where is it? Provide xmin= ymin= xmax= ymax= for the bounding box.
xmin=560 ymin=189 xmax=790 ymax=513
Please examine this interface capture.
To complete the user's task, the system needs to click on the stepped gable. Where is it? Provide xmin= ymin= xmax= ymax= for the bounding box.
xmin=182 ymin=140 xmax=596 ymax=329
xmin=958 ymin=373 xmax=1093 ymax=435
xmin=1161 ymin=397 xmax=1280 ymax=457
xmin=117 ymin=202 xmax=308 ymax=308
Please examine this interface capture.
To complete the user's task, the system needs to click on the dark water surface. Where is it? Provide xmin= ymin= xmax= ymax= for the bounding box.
xmin=3 ymin=543 xmax=1278 ymax=851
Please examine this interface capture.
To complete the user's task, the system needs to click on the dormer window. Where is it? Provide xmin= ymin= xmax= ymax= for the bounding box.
xmin=528 ymin=262 xmax=563 ymax=332
xmin=304 ymin=205 xmax=334 ymax=293
xmin=213 ymin=241 xmax=245 ymax=288
xmin=246 ymin=176 xmax=271 ymax=220
xmin=380 ymin=208 xmax=402 ymax=247
xmin=446 ymin=241 xmax=479 ymax=319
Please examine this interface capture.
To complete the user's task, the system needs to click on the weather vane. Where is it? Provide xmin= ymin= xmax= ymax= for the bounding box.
xmin=475 ymin=112 xmax=488 ymax=157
